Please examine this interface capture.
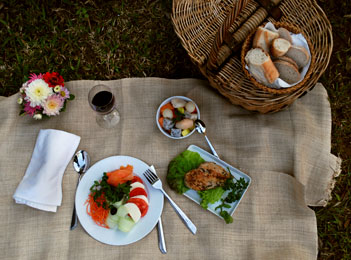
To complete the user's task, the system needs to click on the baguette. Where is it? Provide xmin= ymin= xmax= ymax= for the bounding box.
xmin=245 ymin=48 xmax=279 ymax=84
xmin=273 ymin=60 xmax=301 ymax=84
xmin=285 ymin=45 xmax=310 ymax=68
xmin=252 ymin=26 xmax=279 ymax=53
xmin=273 ymin=56 xmax=299 ymax=71
xmin=270 ymin=38 xmax=291 ymax=57
xmin=277 ymin=27 xmax=292 ymax=43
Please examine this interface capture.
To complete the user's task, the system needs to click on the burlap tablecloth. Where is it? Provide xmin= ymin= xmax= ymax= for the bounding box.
xmin=0 ymin=78 xmax=341 ymax=260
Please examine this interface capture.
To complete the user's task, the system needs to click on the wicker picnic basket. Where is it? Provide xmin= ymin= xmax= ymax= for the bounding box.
xmin=172 ymin=0 xmax=333 ymax=113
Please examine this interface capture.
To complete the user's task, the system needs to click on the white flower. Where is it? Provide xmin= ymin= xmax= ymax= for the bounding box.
xmin=54 ymin=85 xmax=61 ymax=93
xmin=25 ymin=79 xmax=53 ymax=107
xmin=20 ymin=82 xmax=28 ymax=93
xmin=22 ymin=81 xmax=28 ymax=88
xmin=17 ymin=97 xmax=23 ymax=104
xmin=33 ymin=114 xmax=42 ymax=120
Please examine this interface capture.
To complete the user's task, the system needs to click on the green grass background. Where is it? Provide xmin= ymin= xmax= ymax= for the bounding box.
xmin=0 ymin=0 xmax=350 ymax=259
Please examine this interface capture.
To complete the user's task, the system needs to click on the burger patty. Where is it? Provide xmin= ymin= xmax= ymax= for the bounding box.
xmin=184 ymin=162 xmax=231 ymax=191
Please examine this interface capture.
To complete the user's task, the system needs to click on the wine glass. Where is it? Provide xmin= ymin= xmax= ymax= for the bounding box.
xmin=88 ymin=84 xmax=120 ymax=129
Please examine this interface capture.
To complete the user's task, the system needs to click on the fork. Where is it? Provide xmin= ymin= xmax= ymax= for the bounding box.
xmin=143 ymin=168 xmax=197 ymax=235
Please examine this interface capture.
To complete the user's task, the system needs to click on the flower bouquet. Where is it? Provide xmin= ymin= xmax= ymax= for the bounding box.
xmin=18 ymin=72 xmax=74 ymax=120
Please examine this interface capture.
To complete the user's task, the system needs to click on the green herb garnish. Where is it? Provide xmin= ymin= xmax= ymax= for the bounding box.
xmin=89 ymin=172 xmax=131 ymax=209
xmin=214 ymin=176 xmax=249 ymax=224
xmin=173 ymin=109 xmax=184 ymax=123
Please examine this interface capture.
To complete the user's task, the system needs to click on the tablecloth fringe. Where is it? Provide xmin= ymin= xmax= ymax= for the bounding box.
xmin=317 ymin=155 xmax=342 ymax=207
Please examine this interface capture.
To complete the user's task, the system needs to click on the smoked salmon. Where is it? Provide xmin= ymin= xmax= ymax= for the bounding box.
xmin=107 ymin=165 xmax=134 ymax=186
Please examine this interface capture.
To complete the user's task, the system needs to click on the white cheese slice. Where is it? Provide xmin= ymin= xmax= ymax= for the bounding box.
xmin=130 ymin=182 xmax=145 ymax=191
xmin=130 ymin=195 xmax=149 ymax=205
xmin=123 ymin=203 xmax=141 ymax=223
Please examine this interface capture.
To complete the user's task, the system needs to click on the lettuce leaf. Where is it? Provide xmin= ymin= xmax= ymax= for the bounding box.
xmin=167 ymin=150 xmax=205 ymax=194
xmin=198 ymin=187 xmax=225 ymax=209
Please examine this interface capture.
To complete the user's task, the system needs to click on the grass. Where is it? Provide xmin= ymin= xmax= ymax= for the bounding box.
xmin=312 ymin=1 xmax=351 ymax=259
xmin=0 ymin=0 xmax=202 ymax=93
xmin=0 ymin=0 xmax=350 ymax=258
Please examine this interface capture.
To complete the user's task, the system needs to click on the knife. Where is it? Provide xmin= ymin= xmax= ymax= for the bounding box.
xmin=150 ymin=165 xmax=167 ymax=254
xmin=157 ymin=216 xmax=167 ymax=254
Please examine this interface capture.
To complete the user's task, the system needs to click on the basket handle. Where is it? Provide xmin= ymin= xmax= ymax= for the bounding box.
xmin=206 ymin=0 xmax=282 ymax=71
xmin=206 ymin=0 xmax=250 ymax=71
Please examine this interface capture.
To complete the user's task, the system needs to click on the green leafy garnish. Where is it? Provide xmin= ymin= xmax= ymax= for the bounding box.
xmin=222 ymin=177 xmax=249 ymax=203
xmin=167 ymin=150 xmax=205 ymax=193
xmin=173 ymin=109 xmax=184 ymax=123
xmin=214 ymin=176 xmax=249 ymax=224
xmin=89 ymin=172 xmax=131 ymax=209
xmin=198 ymin=187 xmax=225 ymax=209
xmin=219 ymin=210 xmax=233 ymax=224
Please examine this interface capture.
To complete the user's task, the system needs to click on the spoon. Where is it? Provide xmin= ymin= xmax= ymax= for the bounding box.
xmin=194 ymin=119 xmax=219 ymax=158
xmin=70 ymin=150 xmax=91 ymax=230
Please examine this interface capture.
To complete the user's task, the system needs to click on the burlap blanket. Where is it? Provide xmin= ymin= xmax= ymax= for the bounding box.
xmin=0 ymin=78 xmax=341 ymax=260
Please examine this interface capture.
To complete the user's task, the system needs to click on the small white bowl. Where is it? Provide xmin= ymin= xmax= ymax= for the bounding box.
xmin=156 ymin=96 xmax=200 ymax=139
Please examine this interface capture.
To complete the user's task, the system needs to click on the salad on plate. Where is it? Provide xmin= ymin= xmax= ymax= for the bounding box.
xmin=85 ymin=164 xmax=149 ymax=232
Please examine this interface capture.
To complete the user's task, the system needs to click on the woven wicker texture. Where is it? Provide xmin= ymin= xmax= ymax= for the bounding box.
xmin=172 ymin=0 xmax=333 ymax=113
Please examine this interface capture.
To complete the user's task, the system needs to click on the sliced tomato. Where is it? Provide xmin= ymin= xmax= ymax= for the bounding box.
xmin=130 ymin=187 xmax=147 ymax=198
xmin=131 ymin=176 xmax=143 ymax=184
xmin=127 ymin=198 xmax=149 ymax=217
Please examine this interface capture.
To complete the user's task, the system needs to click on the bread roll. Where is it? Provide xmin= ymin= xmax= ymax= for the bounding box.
xmin=245 ymin=48 xmax=279 ymax=85
xmin=252 ymin=26 xmax=279 ymax=53
xmin=270 ymin=38 xmax=291 ymax=57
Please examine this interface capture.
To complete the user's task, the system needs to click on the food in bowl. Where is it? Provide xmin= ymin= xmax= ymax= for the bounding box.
xmin=157 ymin=96 xmax=199 ymax=139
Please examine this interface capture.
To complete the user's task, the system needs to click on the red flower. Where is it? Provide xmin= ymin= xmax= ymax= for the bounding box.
xmin=43 ymin=72 xmax=64 ymax=88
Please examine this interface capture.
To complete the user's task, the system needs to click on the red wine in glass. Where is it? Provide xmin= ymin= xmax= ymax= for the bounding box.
xmin=91 ymin=91 xmax=115 ymax=114
xmin=88 ymin=85 xmax=120 ymax=128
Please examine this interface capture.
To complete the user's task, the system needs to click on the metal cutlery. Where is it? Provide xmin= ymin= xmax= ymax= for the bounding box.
xmin=143 ymin=167 xmax=197 ymax=235
xmin=71 ymin=150 xmax=90 ymax=230
xmin=194 ymin=119 xmax=219 ymax=158
xmin=157 ymin=216 xmax=167 ymax=254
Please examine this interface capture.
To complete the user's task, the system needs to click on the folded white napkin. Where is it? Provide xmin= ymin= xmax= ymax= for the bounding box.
xmin=13 ymin=129 xmax=81 ymax=212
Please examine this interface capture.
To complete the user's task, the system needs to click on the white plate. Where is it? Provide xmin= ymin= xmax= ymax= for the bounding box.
xmin=75 ymin=156 xmax=164 ymax=245
xmin=184 ymin=145 xmax=251 ymax=219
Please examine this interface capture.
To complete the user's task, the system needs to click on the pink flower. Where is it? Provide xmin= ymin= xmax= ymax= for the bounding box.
xmin=28 ymin=73 xmax=44 ymax=84
xmin=59 ymin=87 xmax=70 ymax=100
xmin=24 ymin=102 xmax=41 ymax=116
xmin=43 ymin=95 xmax=64 ymax=116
